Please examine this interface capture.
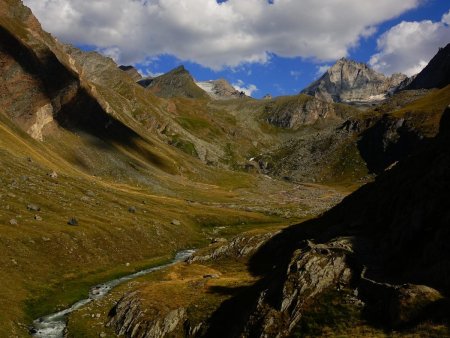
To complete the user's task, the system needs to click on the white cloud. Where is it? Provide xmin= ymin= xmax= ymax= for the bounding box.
xmin=316 ymin=64 xmax=331 ymax=77
xmin=369 ymin=10 xmax=450 ymax=76
xmin=232 ymin=80 xmax=258 ymax=96
xmin=98 ymin=46 xmax=121 ymax=62
xmin=139 ymin=69 xmax=163 ymax=78
xmin=24 ymin=0 xmax=420 ymax=70
xmin=443 ymin=10 xmax=450 ymax=25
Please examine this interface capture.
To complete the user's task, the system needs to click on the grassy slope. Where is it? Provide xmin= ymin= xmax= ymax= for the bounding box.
xmin=0 ymin=11 xmax=303 ymax=334
xmin=0 ymin=75 xmax=346 ymax=336
xmin=0 ymin=110 xmax=300 ymax=335
xmin=66 ymin=229 xmax=282 ymax=337
xmin=356 ymin=86 xmax=450 ymax=137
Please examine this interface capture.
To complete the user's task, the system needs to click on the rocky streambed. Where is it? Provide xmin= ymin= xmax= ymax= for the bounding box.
xmin=30 ymin=250 xmax=195 ymax=338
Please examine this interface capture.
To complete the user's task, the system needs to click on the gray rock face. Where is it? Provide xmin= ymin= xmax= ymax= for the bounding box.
xmin=188 ymin=232 xmax=275 ymax=263
xmin=244 ymin=238 xmax=353 ymax=337
xmin=302 ymin=58 xmax=407 ymax=103
xmin=108 ymin=291 xmax=188 ymax=338
xmin=265 ymin=95 xmax=336 ymax=129
xmin=195 ymin=79 xmax=242 ymax=100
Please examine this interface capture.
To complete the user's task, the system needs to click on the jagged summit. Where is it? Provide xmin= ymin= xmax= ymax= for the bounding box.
xmin=195 ymin=78 xmax=243 ymax=100
xmin=302 ymin=58 xmax=407 ymax=103
xmin=406 ymin=43 xmax=450 ymax=90
xmin=167 ymin=65 xmax=188 ymax=74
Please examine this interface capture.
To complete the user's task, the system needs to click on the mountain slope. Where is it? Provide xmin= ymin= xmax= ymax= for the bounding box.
xmin=145 ymin=65 xmax=210 ymax=99
xmin=201 ymin=105 xmax=450 ymax=337
xmin=100 ymin=106 xmax=450 ymax=338
xmin=406 ymin=43 xmax=450 ymax=90
xmin=302 ymin=58 xmax=406 ymax=103
xmin=118 ymin=65 xmax=142 ymax=82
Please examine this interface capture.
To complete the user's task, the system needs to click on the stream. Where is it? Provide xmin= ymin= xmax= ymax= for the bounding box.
xmin=30 ymin=249 xmax=196 ymax=338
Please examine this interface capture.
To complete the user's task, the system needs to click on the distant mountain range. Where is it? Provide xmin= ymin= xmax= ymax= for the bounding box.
xmin=121 ymin=57 xmax=417 ymax=105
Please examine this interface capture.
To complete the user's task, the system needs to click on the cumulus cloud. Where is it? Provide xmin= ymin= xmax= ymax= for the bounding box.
xmin=232 ymin=80 xmax=258 ymax=96
xmin=369 ymin=10 xmax=450 ymax=76
xmin=443 ymin=10 xmax=450 ymax=25
xmin=316 ymin=64 xmax=331 ymax=77
xmin=24 ymin=0 xmax=419 ymax=69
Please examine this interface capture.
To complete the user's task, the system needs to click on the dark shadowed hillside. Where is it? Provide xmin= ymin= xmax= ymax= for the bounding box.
xmin=407 ymin=43 xmax=450 ymax=90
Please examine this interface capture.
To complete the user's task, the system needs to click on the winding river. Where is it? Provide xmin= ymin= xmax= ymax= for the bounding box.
xmin=30 ymin=250 xmax=196 ymax=338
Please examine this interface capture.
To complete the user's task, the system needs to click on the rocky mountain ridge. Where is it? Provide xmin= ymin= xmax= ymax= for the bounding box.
xmin=302 ymin=58 xmax=407 ymax=103
xmin=143 ymin=65 xmax=209 ymax=99
xmin=196 ymin=79 xmax=244 ymax=100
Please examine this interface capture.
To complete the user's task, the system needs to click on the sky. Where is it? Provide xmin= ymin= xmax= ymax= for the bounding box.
xmin=24 ymin=0 xmax=450 ymax=98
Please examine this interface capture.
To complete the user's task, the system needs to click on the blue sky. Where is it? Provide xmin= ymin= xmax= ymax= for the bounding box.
xmin=25 ymin=0 xmax=450 ymax=98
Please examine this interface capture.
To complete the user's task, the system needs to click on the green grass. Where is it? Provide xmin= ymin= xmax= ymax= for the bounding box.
xmin=169 ymin=134 xmax=198 ymax=157
xmin=176 ymin=116 xmax=211 ymax=131
xmin=390 ymin=85 xmax=450 ymax=136
xmin=66 ymin=242 xmax=264 ymax=337
xmin=24 ymin=255 xmax=172 ymax=321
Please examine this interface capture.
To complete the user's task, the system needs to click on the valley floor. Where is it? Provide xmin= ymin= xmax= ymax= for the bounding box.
xmin=0 ymin=128 xmax=348 ymax=336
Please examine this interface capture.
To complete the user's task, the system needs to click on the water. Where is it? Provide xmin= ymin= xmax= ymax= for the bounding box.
xmin=30 ymin=250 xmax=196 ymax=338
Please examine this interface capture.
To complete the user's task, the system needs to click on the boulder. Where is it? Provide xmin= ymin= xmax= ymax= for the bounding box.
xmin=27 ymin=203 xmax=40 ymax=211
xmin=67 ymin=217 xmax=79 ymax=226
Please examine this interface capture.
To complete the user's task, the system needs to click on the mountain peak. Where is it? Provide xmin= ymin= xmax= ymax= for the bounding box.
xmin=171 ymin=65 xmax=187 ymax=72
xmin=195 ymin=78 xmax=243 ymax=100
xmin=302 ymin=58 xmax=406 ymax=103
xmin=332 ymin=58 xmax=370 ymax=70
xmin=145 ymin=65 xmax=209 ymax=99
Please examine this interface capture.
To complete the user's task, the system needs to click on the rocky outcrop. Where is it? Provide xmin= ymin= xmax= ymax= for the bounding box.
xmin=359 ymin=270 xmax=443 ymax=328
xmin=302 ymin=58 xmax=407 ymax=103
xmin=0 ymin=8 xmax=79 ymax=140
xmin=195 ymin=79 xmax=242 ymax=100
xmin=244 ymin=238 xmax=353 ymax=337
xmin=406 ymin=43 xmax=450 ymax=90
xmin=107 ymin=232 xmax=275 ymax=338
xmin=394 ymin=74 xmax=416 ymax=92
xmin=108 ymin=291 xmax=188 ymax=338
xmin=188 ymin=232 xmax=275 ymax=264
xmin=265 ymin=94 xmax=336 ymax=129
